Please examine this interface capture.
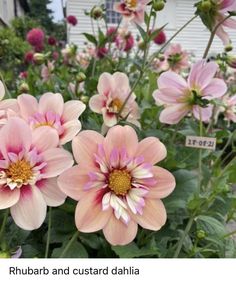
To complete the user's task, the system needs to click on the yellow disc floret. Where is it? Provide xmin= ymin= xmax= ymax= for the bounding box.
xmin=125 ymin=0 xmax=137 ymax=9
xmin=6 ymin=160 xmax=33 ymax=186
xmin=108 ymin=169 xmax=131 ymax=196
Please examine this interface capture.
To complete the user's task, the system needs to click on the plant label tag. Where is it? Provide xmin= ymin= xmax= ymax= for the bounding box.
xmin=186 ymin=136 xmax=216 ymax=150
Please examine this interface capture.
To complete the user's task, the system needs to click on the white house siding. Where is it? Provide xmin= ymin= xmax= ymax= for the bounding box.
xmin=0 ymin=0 xmax=26 ymax=26
xmin=67 ymin=0 xmax=236 ymax=58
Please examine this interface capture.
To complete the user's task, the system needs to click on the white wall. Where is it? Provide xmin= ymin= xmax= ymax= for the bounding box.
xmin=0 ymin=0 xmax=26 ymax=25
xmin=67 ymin=0 xmax=236 ymax=58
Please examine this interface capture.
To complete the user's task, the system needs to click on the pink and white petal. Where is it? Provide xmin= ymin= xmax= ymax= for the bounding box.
xmin=158 ymin=71 xmax=187 ymax=91
xmin=220 ymin=0 xmax=236 ymax=12
xmin=17 ymin=94 xmax=38 ymax=119
xmin=133 ymin=9 xmax=145 ymax=24
xmin=58 ymin=165 xmax=91 ymax=200
xmin=104 ymin=125 xmax=139 ymax=159
xmin=192 ymin=105 xmax=213 ymax=122
xmin=113 ymin=2 xmax=125 ymax=13
xmin=0 ymin=117 xmax=32 ymax=157
xmin=193 ymin=61 xmax=218 ymax=89
xmin=0 ymin=81 xmax=4 ymax=100
xmin=228 ymin=95 xmax=236 ymax=105
xmin=103 ymin=215 xmax=138 ymax=245
xmin=0 ymin=99 xmax=19 ymax=113
xmin=38 ymin=93 xmax=64 ymax=116
xmin=136 ymin=137 xmax=167 ymax=164
xmin=62 ymin=100 xmax=86 ymax=121
xmin=32 ymin=126 xmax=59 ymax=152
xmin=36 ymin=178 xmax=66 ymax=207
xmin=40 ymin=148 xmax=73 ymax=178
xmin=154 ymin=88 xmax=184 ymax=104
xmin=72 ymin=130 xmax=104 ymax=166
xmin=89 ymin=95 xmax=106 ymax=113
xmin=147 ymin=166 xmax=176 ymax=199
xmin=75 ymin=190 xmax=112 ymax=232
xmin=202 ymin=78 xmax=227 ymax=99
xmin=10 ymin=185 xmax=47 ymax=230
xmin=97 ymin=72 xmax=114 ymax=96
xmin=0 ymin=186 xmax=20 ymax=209
xmin=59 ymin=119 xmax=81 ymax=145
xmin=188 ymin=60 xmax=205 ymax=87
xmin=112 ymin=72 xmax=130 ymax=95
xmin=159 ymin=104 xmax=189 ymax=124
xmin=215 ymin=26 xmax=230 ymax=46
xmin=132 ymin=198 xmax=167 ymax=230
xmin=102 ymin=109 xmax=117 ymax=127
xmin=222 ymin=17 xmax=236 ymax=29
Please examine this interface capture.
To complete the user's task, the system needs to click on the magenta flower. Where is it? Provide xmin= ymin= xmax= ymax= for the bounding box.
xmin=153 ymin=60 xmax=227 ymax=124
xmin=115 ymin=28 xmax=134 ymax=52
xmin=114 ymin=0 xmax=150 ymax=24
xmin=24 ymin=51 xmax=34 ymax=64
xmin=67 ymin=15 xmax=78 ymax=26
xmin=153 ymin=30 xmax=166 ymax=45
xmin=89 ymin=72 xmax=140 ymax=127
xmin=58 ymin=125 xmax=175 ymax=245
xmin=17 ymin=92 xmax=86 ymax=145
xmin=26 ymin=28 xmax=45 ymax=47
xmin=47 ymin=36 xmax=57 ymax=46
xmin=0 ymin=118 xmax=73 ymax=230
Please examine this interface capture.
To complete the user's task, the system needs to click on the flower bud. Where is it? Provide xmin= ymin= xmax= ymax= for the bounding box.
xmin=153 ymin=0 xmax=165 ymax=11
xmin=91 ymin=6 xmax=103 ymax=20
xmin=200 ymin=0 xmax=212 ymax=12
xmin=33 ymin=53 xmax=45 ymax=65
xmin=76 ymin=72 xmax=86 ymax=83
xmin=80 ymin=95 xmax=89 ymax=104
xmin=224 ymin=44 xmax=233 ymax=52
xmin=226 ymin=55 xmax=236 ymax=68
xmin=19 ymin=82 xmax=30 ymax=93
xmin=197 ymin=230 xmax=206 ymax=239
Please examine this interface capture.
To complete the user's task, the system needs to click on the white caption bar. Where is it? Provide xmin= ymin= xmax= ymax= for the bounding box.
xmin=186 ymin=136 xmax=216 ymax=150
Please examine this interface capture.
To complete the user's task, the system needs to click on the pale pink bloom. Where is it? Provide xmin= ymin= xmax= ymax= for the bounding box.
xmin=214 ymin=0 xmax=236 ymax=45
xmin=0 ymin=117 xmax=73 ymax=230
xmin=17 ymin=92 xmax=86 ymax=145
xmin=58 ymin=125 xmax=175 ymax=245
xmin=89 ymin=72 xmax=140 ymax=127
xmin=41 ymin=61 xmax=54 ymax=82
xmin=221 ymin=94 xmax=236 ymax=122
xmin=114 ymin=0 xmax=149 ymax=24
xmin=163 ymin=44 xmax=189 ymax=73
xmin=153 ymin=60 xmax=227 ymax=124
xmin=0 ymin=81 xmax=19 ymax=128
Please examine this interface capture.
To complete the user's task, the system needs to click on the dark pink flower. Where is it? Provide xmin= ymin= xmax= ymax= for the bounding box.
xmin=67 ymin=15 xmax=78 ymax=26
xmin=96 ymin=47 xmax=108 ymax=58
xmin=26 ymin=28 xmax=45 ymax=47
xmin=19 ymin=71 xmax=28 ymax=79
xmin=48 ymin=36 xmax=57 ymax=46
xmin=52 ymin=51 xmax=59 ymax=61
xmin=24 ymin=51 xmax=34 ymax=64
xmin=107 ymin=27 xmax=117 ymax=42
xmin=153 ymin=30 xmax=166 ymax=45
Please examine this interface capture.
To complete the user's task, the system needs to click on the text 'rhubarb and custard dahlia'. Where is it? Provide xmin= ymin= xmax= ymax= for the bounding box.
xmin=17 ymin=92 xmax=86 ymax=145
xmin=58 ymin=125 xmax=175 ymax=245
xmin=153 ymin=59 xmax=227 ymax=124
xmin=0 ymin=118 xmax=73 ymax=230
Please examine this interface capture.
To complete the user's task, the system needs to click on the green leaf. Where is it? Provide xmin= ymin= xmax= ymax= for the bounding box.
xmin=52 ymin=241 xmax=88 ymax=258
xmin=82 ymin=33 xmax=98 ymax=45
xmin=197 ymin=215 xmax=226 ymax=237
xmin=136 ymin=24 xmax=147 ymax=42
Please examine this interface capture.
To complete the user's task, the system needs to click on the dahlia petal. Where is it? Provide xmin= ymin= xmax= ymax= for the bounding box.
xmin=102 ymin=192 xmax=111 ymax=211
xmin=202 ymin=78 xmax=227 ymax=99
xmin=59 ymin=119 xmax=82 ymax=145
xmin=110 ymin=148 xmax=120 ymax=168
xmin=75 ymin=190 xmax=112 ymax=232
xmin=195 ymin=61 xmax=218 ymax=89
xmin=222 ymin=17 xmax=236 ymax=29
xmin=72 ymin=130 xmax=104 ymax=166
xmin=0 ymin=186 xmax=20 ymax=209
xmin=112 ymin=72 xmax=130 ymax=96
xmin=132 ymin=163 xmax=153 ymax=179
xmin=153 ymin=88 xmax=183 ymax=104
xmin=40 ymin=148 xmax=73 ymax=178
xmin=101 ymin=109 xmax=117 ymax=127
xmin=10 ymin=185 xmax=47 ymax=230
xmin=192 ymin=105 xmax=213 ymax=122
xmin=89 ymin=94 xmax=106 ymax=113
xmin=103 ymin=215 xmax=138 ymax=246
xmin=158 ymin=71 xmax=187 ymax=91
xmin=159 ymin=104 xmax=189 ymax=124
xmin=147 ymin=166 xmax=176 ymax=199
xmin=136 ymin=137 xmax=167 ymax=164
xmin=58 ymin=165 xmax=89 ymax=200
xmin=97 ymin=72 xmax=114 ymax=96
xmin=62 ymin=100 xmax=85 ymax=121
xmin=215 ymin=26 xmax=230 ymax=45
xmin=220 ymin=0 xmax=236 ymax=12
xmin=38 ymin=93 xmax=64 ymax=116
xmin=32 ymin=126 xmax=59 ymax=152
xmin=131 ymin=198 xmax=167 ymax=230
xmin=0 ymin=81 xmax=4 ymax=100
xmin=37 ymin=178 xmax=66 ymax=207
xmin=0 ymin=117 xmax=32 ymax=157
xmin=17 ymin=94 xmax=38 ymax=119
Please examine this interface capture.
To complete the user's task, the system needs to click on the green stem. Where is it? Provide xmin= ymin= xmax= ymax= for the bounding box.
xmin=174 ymin=215 xmax=195 ymax=258
xmin=222 ymin=229 xmax=236 ymax=238
xmin=203 ymin=14 xmax=232 ymax=59
xmin=198 ymin=109 xmax=203 ymax=192
xmin=0 ymin=210 xmax=9 ymax=243
xmin=44 ymin=207 xmax=52 ymax=258
xmin=59 ymin=231 xmax=78 ymax=258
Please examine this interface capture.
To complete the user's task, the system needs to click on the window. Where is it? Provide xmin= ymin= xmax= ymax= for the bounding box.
xmin=106 ymin=0 xmax=121 ymax=25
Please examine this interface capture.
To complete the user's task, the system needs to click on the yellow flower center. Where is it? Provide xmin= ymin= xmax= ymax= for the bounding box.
xmin=110 ymin=98 xmax=123 ymax=113
xmin=34 ymin=121 xmax=54 ymax=128
xmin=108 ymin=169 xmax=131 ymax=196
xmin=6 ymin=160 xmax=33 ymax=185
xmin=125 ymin=0 xmax=137 ymax=9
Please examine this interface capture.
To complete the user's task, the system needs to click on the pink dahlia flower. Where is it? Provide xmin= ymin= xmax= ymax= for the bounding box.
xmin=67 ymin=15 xmax=78 ymax=26
xmin=24 ymin=51 xmax=34 ymax=64
xmin=164 ymin=44 xmax=189 ymax=73
xmin=153 ymin=60 xmax=227 ymax=124
xmin=0 ymin=118 xmax=73 ymax=230
xmin=89 ymin=72 xmax=140 ymax=127
xmin=214 ymin=0 xmax=236 ymax=45
xmin=220 ymin=94 xmax=236 ymax=122
xmin=41 ymin=61 xmax=54 ymax=82
xmin=58 ymin=125 xmax=175 ymax=245
xmin=153 ymin=30 xmax=166 ymax=45
xmin=26 ymin=28 xmax=45 ymax=47
xmin=114 ymin=0 xmax=150 ymax=24
xmin=115 ymin=28 xmax=135 ymax=52
xmin=0 ymin=81 xmax=19 ymax=128
xmin=17 ymin=92 xmax=86 ymax=145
